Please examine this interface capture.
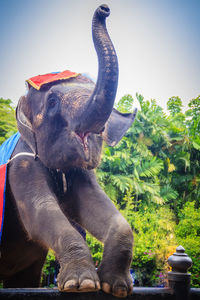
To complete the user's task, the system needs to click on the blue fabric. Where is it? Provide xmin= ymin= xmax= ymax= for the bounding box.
xmin=0 ymin=132 xmax=21 ymax=165
xmin=0 ymin=132 xmax=20 ymax=243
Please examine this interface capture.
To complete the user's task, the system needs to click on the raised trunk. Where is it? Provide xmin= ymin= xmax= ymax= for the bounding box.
xmin=79 ymin=4 xmax=119 ymax=133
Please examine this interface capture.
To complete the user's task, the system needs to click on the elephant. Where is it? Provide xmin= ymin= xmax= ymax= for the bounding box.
xmin=0 ymin=4 xmax=137 ymax=298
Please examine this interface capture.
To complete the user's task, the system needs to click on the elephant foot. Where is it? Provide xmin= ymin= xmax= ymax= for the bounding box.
xmin=57 ymin=262 xmax=100 ymax=293
xmin=98 ymin=267 xmax=133 ymax=298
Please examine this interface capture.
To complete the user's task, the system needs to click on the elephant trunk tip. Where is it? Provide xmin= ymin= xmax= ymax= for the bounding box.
xmin=97 ymin=4 xmax=110 ymax=18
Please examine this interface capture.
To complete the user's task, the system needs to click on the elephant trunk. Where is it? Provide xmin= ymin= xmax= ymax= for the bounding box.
xmin=79 ymin=4 xmax=118 ymax=133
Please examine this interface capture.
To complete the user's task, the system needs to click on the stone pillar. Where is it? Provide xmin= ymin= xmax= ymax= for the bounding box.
xmin=168 ymin=245 xmax=192 ymax=300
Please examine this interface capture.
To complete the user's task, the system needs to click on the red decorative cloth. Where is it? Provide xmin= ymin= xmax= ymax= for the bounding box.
xmin=26 ymin=70 xmax=79 ymax=90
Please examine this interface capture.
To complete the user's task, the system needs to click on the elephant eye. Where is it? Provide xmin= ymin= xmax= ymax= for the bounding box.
xmin=48 ymin=96 xmax=58 ymax=108
xmin=47 ymin=95 xmax=60 ymax=116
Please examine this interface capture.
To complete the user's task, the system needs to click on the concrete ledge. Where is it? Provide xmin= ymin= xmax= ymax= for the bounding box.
xmin=191 ymin=288 xmax=200 ymax=300
xmin=0 ymin=287 xmax=174 ymax=300
xmin=0 ymin=287 xmax=200 ymax=300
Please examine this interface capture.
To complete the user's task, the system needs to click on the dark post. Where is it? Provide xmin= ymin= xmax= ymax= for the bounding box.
xmin=168 ymin=245 xmax=192 ymax=300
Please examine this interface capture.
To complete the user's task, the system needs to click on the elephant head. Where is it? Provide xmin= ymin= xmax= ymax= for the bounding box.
xmin=16 ymin=4 xmax=137 ymax=171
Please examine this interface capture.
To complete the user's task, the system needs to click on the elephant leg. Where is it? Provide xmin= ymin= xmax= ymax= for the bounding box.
xmin=9 ymin=158 xmax=100 ymax=292
xmin=3 ymin=254 xmax=46 ymax=288
xmin=65 ymin=169 xmax=133 ymax=298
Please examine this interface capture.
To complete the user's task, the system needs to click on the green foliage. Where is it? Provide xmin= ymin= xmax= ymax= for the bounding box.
xmin=41 ymin=249 xmax=56 ymax=287
xmin=86 ymin=233 xmax=103 ymax=267
xmin=167 ymin=96 xmax=183 ymax=115
xmin=42 ymin=249 xmax=56 ymax=276
xmin=0 ymin=98 xmax=17 ymax=145
xmin=186 ymin=95 xmax=200 ymax=140
xmin=115 ymin=94 xmax=134 ymax=113
xmin=176 ymin=202 xmax=200 ymax=287
xmin=122 ymin=198 xmax=176 ymax=286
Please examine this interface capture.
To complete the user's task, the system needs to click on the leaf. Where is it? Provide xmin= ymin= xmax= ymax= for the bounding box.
xmin=160 ymin=185 xmax=178 ymax=201
xmin=137 ymin=158 xmax=163 ymax=178
xmin=192 ymin=140 xmax=200 ymax=151
xmin=115 ymin=94 xmax=134 ymax=113
xmin=110 ymin=174 xmax=132 ymax=193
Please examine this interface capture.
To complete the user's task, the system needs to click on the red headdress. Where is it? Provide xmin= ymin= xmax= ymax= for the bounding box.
xmin=26 ymin=70 xmax=79 ymax=90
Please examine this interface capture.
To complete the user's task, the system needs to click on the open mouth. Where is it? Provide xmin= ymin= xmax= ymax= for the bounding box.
xmin=75 ymin=132 xmax=89 ymax=152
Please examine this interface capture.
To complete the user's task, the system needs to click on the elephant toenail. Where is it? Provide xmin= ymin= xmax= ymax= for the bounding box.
xmin=114 ymin=287 xmax=127 ymax=298
xmin=96 ymin=281 xmax=101 ymax=290
xmin=64 ymin=279 xmax=77 ymax=290
xmin=79 ymin=279 xmax=95 ymax=290
xmin=102 ymin=282 xmax=111 ymax=294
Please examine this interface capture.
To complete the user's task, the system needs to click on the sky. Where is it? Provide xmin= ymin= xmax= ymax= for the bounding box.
xmin=0 ymin=0 xmax=200 ymax=111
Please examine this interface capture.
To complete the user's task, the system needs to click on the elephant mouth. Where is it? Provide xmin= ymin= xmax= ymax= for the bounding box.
xmin=75 ymin=132 xmax=90 ymax=159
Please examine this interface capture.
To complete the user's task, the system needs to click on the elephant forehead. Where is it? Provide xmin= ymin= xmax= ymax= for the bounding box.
xmin=50 ymin=84 xmax=94 ymax=111
xmin=61 ymin=82 xmax=95 ymax=90
xmin=50 ymin=82 xmax=94 ymax=95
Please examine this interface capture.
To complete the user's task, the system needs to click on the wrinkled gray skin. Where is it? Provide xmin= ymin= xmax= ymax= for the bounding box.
xmin=0 ymin=5 xmax=137 ymax=298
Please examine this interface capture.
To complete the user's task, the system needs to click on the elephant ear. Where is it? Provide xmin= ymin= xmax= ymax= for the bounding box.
xmin=102 ymin=108 xmax=137 ymax=147
xmin=16 ymin=96 xmax=37 ymax=154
